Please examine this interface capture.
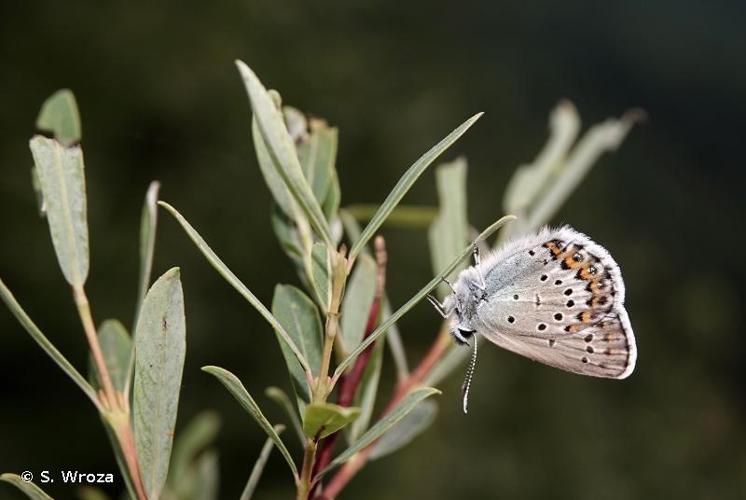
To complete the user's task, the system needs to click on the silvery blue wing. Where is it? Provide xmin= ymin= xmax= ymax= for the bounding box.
xmin=433 ymin=226 xmax=636 ymax=380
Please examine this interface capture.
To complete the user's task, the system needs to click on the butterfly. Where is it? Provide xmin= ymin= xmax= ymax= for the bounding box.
xmin=427 ymin=226 xmax=637 ymax=412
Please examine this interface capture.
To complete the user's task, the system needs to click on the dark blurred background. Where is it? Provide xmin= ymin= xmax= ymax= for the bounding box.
xmin=1 ymin=1 xmax=745 ymax=499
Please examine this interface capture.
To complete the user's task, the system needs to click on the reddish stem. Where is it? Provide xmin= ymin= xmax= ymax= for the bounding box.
xmin=318 ymin=327 xmax=452 ymax=499
xmin=312 ymin=237 xmax=387 ymax=487
xmin=312 ymin=296 xmax=381 ymax=479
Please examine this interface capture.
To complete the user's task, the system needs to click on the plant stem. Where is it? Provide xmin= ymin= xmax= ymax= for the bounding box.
xmin=297 ymin=439 xmax=318 ymax=500
xmin=315 ymin=248 xmax=347 ymax=402
xmin=110 ymin=412 xmax=148 ymax=500
xmin=312 ymin=237 xmax=388 ymax=481
xmin=73 ymin=285 xmax=147 ymax=500
xmin=73 ymin=285 xmax=117 ymax=405
xmin=318 ymin=325 xmax=452 ymax=499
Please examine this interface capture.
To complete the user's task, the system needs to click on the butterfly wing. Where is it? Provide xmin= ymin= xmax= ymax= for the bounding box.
xmin=473 ymin=226 xmax=636 ymax=379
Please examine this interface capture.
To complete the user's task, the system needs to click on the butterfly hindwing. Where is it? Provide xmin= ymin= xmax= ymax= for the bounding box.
xmin=448 ymin=226 xmax=636 ymax=379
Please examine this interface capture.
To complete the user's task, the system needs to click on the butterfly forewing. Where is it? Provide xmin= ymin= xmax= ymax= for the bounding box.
xmin=453 ymin=226 xmax=636 ymax=379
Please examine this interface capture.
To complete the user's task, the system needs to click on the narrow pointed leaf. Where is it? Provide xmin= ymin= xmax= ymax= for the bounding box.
xmin=159 ymin=201 xmax=313 ymax=378
xmin=334 ymin=215 xmax=516 ymax=380
xmin=347 ymin=337 xmax=384 ymax=443
xmin=237 ymin=60 xmax=333 ymax=247
xmin=303 ymin=403 xmax=361 ymax=439
xmin=133 ymin=268 xmax=187 ymax=500
xmin=271 ymin=285 xmax=323 ymax=402
xmin=169 ymin=411 xmax=221 ymax=490
xmin=428 ymin=158 xmax=469 ymax=297
xmin=192 ymin=450 xmax=220 ymax=500
xmin=265 ymin=387 xmax=306 ymax=445
xmin=253 ymin=118 xmax=296 ymax=217
xmin=241 ymin=425 xmax=285 ymax=500
xmin=0 ymin=473 xmax=54 ymax=500
xmin=339 ymin=254 xmax=376 ymax=354
xmin=202 ymin=366 xmax=298 ymax=478
xmin=345 ymin=204 xmax=438 ymax=228
xmin=36 ymin=89 xmax=81 ymax=146
xmin=89 ymin=319 xmax=131 ymax=392
xmin=322 ymin=168 xmax=341 ymax=221
xmin=503 ymin=100 xmax=580 ymax=216
xmin=349 ymin=113 xmax=483 ymax=261
xmin=340 ymin=211 xmax=408 ymax=380
xmin=381 ymin=298 xmax=409 ymax=380
xmin=30 ymin=166 xmax=46 ymax=216
xmin=29 ymin=135 xmax=89 ymax=286
xmin=321 ymin=387 xmax=441 ymax=475
xmin=297 ymin=123 xmax=337 ymax=204
xmin=0 ymin=278 xmax=97 ymax=405
xmin=423 ymin=342 xmax=470 ymax=386
xmin=370 ymin=400 xmax=437 ymax=460
xmin=526 ymin=110 xmax=642 ymax=230
xmin=136 ymin=181 xmax=160 ymax=320
xmin=309 ymin=242 xmax=331 ymax=311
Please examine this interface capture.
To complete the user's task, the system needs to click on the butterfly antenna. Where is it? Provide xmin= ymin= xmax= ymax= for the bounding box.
xmin=461 ymin=335 xmax=478 ymax=414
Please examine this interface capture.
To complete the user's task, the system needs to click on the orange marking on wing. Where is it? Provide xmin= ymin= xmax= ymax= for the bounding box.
xmin=543 ymin=241 xmax=562 ymax=256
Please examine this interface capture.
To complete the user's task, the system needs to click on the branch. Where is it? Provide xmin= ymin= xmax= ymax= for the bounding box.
xmin=312 ymin=237 xmax=387 ymax=484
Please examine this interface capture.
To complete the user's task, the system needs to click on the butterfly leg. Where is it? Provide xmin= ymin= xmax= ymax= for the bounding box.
xmin=427 ymin=294 xmax=449 ymax=318
xmin=472 ymin=244 xmax=487 ymax=290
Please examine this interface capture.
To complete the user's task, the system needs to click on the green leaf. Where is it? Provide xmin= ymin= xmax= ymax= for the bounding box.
xmin=525 ymin=109 xmax=642 ymax=231
xmin=428 ymin=158 xmax=469 ymax=297
xmin=503 ymin=100 xmax=580 ymax=218
xmin=89 ymin=319 xmax=131 ymax=393
xmin=322 ymin=168 xmax=341 ymax=222
xmin=303 ymin=403 xmax=361 ymax=439
xmin=348 ymin=113 xmax=483 ymax=262
xmin=253 ymin=118 xmax=296 ymax=219
xmin=380 ymin=298 xmax=409 ymax=381
xmin=202 ymin=366 xmax=298 ymax=479
xmin=77 ymin=486 xmax=111 ymax=500
xmin=265 ymin=386 xmax=306 ymax=445
xmin=271 ymin=205 xmax=304 ymax=262
xmin=423 ymin=343 xmax=469 ymax=387
xmin=0 ymin=278 xmax=97 ymax=405
xmin=236 ymin=60 xmax=333 ymax=247
xmin=0 ymin=473 xmax=54 ymax=499
xmin=297 ymin=122 xmax=337 ymax=205
xmin=191 ymin=450 xmax=220 ymax=500
xmin=339 ymin=254 xmax=377 ymax=354
xmin=347 ymin=336 xmax=384 ymax=443
xmin=370 ymin=400 xmax=437 ymax=460
xmin=136 ymin=180 xmax=160 ymax=321
xmin=159 ymin=201 xmax=313 ymax=379
xmin=271 ymin=285 xmax=323 ymax=402
xmin=339 ymin=209 xmax=363 ymax=250
xmin=29 ymin=135 xmax=89 ymax=287
xmin=241 ymin=424 xmax=285 ymax=500
xmin=333 ymin=215 xmax=516 ymax=380
xmin=320 ymin=387 xmax=441 ymax=475
xmin=169 ymin=411 xmax=221 ymax=491
xmin=309 ymin=242 xmax=331 ymax=312
xmin=345 ymin=204 xmax=438 ymax=228
xmin=133 ymin=268 xmax=187 ymax=500
xmin=30 ymin=166 xmax=46 ymax=217
xmin=35 ymin=88 xmax=81 ymax=146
